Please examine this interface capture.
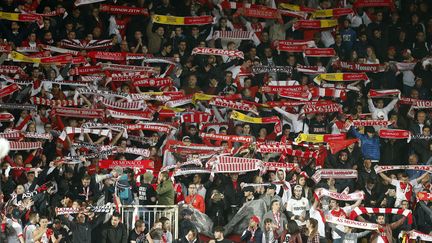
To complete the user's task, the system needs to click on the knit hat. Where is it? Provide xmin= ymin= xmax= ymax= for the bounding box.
xmin=250 ymin=215 xmax=260 ymax=224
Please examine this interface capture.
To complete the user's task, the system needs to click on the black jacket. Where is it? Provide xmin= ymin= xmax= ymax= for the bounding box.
xmin=101 ymin=222 xmax=128 ymax=243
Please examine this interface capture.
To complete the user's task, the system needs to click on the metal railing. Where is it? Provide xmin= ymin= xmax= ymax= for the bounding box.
xmin=121 ymin=205 xmax=179 ymax=239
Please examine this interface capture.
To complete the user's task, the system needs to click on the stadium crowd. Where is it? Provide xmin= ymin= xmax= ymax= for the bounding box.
xmin=2 ymin=0 xmax=432 ymax=242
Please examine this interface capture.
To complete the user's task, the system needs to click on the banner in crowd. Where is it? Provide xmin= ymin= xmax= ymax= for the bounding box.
xmin=409 ymin=231 xmax=432 ymax=241
xmin=303 ymin=100 xmax=343 ymax=114
xmin=252 ymin=65 xmax=293 ymax=74
xmin=263 ymin=162 xmax=296 ymax=171
xmin=152 ymin=15 xmax=213 ymax=25
xmin=230 ymin=110 xmax=282 ymax=135
xmin=349 ymin=207 xmax=413 ymax=224
xmin=100 ymin=4 xmax=148 ymax=15
xmin=10 ymin=51 xmax=72 ymax=64
xmin=351 ymin=120 xmax=393 ymax=127
xmin=212 ymin=30 xmax=255 ymax=40
xmin=234 ymin=7 xmax=281 ymax=21
xmin=209 ymin=156 xmax=262 ymax=173
xmin=314 ymin=73 xmax=369 ymax=84
xmin=191 ymin=47 xmax=244 ymax=59
xmin=200 ymin=132 xmax=253 ymax=144
xmin=9 ymin=141 xmax=43 ymax=150
xmin=328 ymin=138 xmax=359 ymax=154
xmin=0 ymin=11 xmax=42 ymax=26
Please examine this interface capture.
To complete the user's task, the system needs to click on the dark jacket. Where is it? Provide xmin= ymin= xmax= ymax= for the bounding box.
xmin=60 ymin=215 xmax=104 ymax=243
xmin=101 ymin=222 xmax=128 ymax=243
xmin=241 ymin=227 xmax=263 ymax=243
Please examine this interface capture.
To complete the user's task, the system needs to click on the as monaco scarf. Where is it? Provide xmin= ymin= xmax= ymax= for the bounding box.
xmin=100 ymin=4 xmax=148 ymax=15
xmin=152 ymin=15 xmax=213 ymax=25
xmin=310 ymin=8 xmax=354 ymax=18
xmin=326 ymin=215 xmax=379 ymax=230
xmin=200 ymin=132 xmax=253 ymax=143
xmin=51 ymin=107 xmax=105 ymax=119
xmin=261 ymin=85 xmax=306 ymax=94
xmin=107 ymin=71 xmax=150 ymax=83
xmin=230 ymin=110 xmax=282 ymax=135
xmin=378 ymin=129 xmax=410 ymax=141
xmin=10 ymin=51 xmax=72 ymax=64
xmin=192 ymin=47 xmax=244 ymax=59
xmin=74 ymin=88 xmax=130 ymax=101
xmin=314 ymin=73 xmax=369 ymax=85
xmin=209 ymin=97 xmax=258 ymax=114
xmin=101 ymin=63 xmax=158 ymax=72
xmin=88 ymin=51 xmax=126 ymax=61
xmin=56 ymin=204 xmax=112 ymax=215
xmin=174 ymin=168 xmax=212 ymax=176
xmin=312 ymin=169 xmax=357 ymax=183
xmin=0 ymin=65 xmax=24 ymax=75
xmin=0 ymin=83 xmax=20 ymax=98
xmin=369 ymin=89 xmax=401 ymax=98
xmin=61 ymin=39 xmax=113 ymax=50
xmin=0 ymin=11 xmax=42 ymax=26
xmin=293 ymin=19 xmax=338 ymax=30
xmin=375 ymin=165 xmax=432 ymax=173
xmin=304 ymin=48 xmax=336 ymax=57
xmin=349 ymin=207 xmax=412 ymax=224
xmin=99 ymin=159 xmax=154 ymax=169
xmin=274 ymin=40 xmax=316 ymax=49
xmin=413 ymin=100 xmax=432 ymax=109
xmin=352 ymin=120 xmax=393 ymax=127
xmin=310 ymin=87 xmax=346 ymax=100
xmin=132 ymin=77 xmax=173 ymax=87
xmin=256 ymin=143 xmax=320 ymax=159
xmin=333 ymin=60 xmax=386 ymax=72
xmin=9 ymin=141 xmax=42 ymax=150
xmin=315 ymin=188 xmax=364 ymax=201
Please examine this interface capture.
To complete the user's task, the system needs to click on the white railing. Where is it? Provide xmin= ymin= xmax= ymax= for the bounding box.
xmin=121 ymin=205 xmax=179 ymax=239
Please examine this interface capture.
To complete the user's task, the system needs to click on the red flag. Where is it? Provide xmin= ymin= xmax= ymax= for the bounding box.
xmin=328 ymin=138 xmax=359 ymax=154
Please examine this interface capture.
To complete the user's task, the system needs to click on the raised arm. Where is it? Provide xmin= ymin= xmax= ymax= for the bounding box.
xmin=389 ymin=216 xmax=406 ymax=230
xmin=378 ymin=172 xmax=392 ymax=184
xmin=383 ymin=98 xmax=399 ymax=113
xmin=367 ymin=97 xmax=376 ymax=113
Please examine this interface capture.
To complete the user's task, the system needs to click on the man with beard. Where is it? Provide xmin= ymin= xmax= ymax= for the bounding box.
xmin=354 ymin=214 xmax=406 ymax=243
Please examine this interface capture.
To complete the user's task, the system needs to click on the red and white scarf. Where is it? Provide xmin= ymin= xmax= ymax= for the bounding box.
xmin=100 ymin=4 xmax=148 ymax=15
xmin=106 ymin=71 xmax=151 ymax=83
xmin=68 ymin=65 xmax=102 ymax=76
xmin=312 ymin=169 xmax=357 ymax=183
xmin=349 ymin=207 xmax=412 ymax=224
xmin=296 ymin=65 xmax=326 ymax=74
xmin=353 ymin=0 xmax=395 ymax=9
xmin=0 ymin=112 xmax=15 ymax=122
xmin=326 ymin=215 xmax=379 ymax=230
xmin=369 ymin=89 xmax=401 ymax=98
xmin=192 ymin=47 xmax=244 ymax=59
xmin=263 ymin=162 xmax=296 ymax=171
xmin=99 ymin=97 xmax=146 ymax=111
xmin=132 ymin=77 xmax=172 ymax=87
xmin=333 ymin=60 xmax=386 ymax=72
xmin=209 ymin=97 xmax=258 ymax=114
xmin=99 ymin=159 xmax=154 ymax=169
xmin=315 ymin=188 xmax=364 ymax=201
xmin=106 ymin=109 xmax=154 ymax=121
xmin=31 ymin=97 xmax=83 ymax=107
xmin=180 ymin=112 xmax=212 ymax=123
xmin=378 ymin=129 xmax=411 ymax=141
xmin=409 ymin=230 xmax=432 ymax=241
xmin=126 ymin=122 xmax=176 ymax=133
xmin=51 ymin=107 xmax=105 ymax=119
xmin=208 ymin=156 xmax=262 ymax=173
xmin=200 ymin=132 xmax=253 ymax=143
xmin=0 ymin=83 xmax=20 ymax=98
xmin=59 ymin=127 xmax=111 ymax=141
xmin=413 ymin=100 xmax=432 ymax=109
xmin=352 ymin=120 xmax=393 ymax=127
xmin=101 ymin=63 xmax=158 ymax=73
xmin=9 ymin=141 xmax=42 ymax=150
xmin=375 ymin=165 xmax=432 ymax=173
xmin=417 ymin=192 xmax=432 ymax=201
xmin=303 ymin=100 xmax=342 ymax=114
xmin=310 ymin=87 xmax=346 ymax=100
xmin=304 ymin=48 xmax=336 ymax=57
xmin=212 ymin=30 xmax=254 ymax=40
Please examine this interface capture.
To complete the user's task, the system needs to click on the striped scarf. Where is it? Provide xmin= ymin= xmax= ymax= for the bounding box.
xmin=59 ymin=127 xmax=111 ymax=141
xmin=208 ymin=156 xmax=262 ymax=173
xmin=9 ymin=141 xmax=42 ymax=150
xmin=349 ymin=207 xmax=413 ymax=224
xmin=99 ymin=97 xmax=146 ymax=110
xmin=32 ymin=97 xmax=83 ymax=107
xmin=212 ymin=30 xmax=254 ymax=40
xmin=180 ymin=112 xmax=212 ymax=123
